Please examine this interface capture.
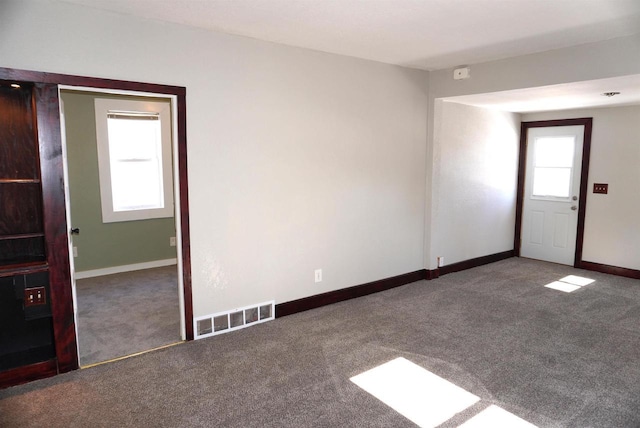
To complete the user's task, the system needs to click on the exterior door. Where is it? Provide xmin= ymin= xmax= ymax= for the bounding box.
xmin=520 ymin=125 xmax=584 ymax=265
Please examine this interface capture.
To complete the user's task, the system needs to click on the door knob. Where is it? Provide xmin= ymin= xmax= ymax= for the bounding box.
xmin=571 ymin=206 xmax=577 ymax=211
xmin=70 ymin=228 xmax=80 ymax=235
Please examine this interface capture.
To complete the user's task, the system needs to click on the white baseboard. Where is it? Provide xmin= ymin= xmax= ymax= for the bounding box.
xmin=74 ymin=258 xmax=177 ymax=279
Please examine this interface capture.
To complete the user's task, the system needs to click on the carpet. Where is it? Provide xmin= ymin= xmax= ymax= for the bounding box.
xmin=1 ymin=258 xmax=639 ymax=427
xmin=75 ymin=266 xmax=181 ymax=366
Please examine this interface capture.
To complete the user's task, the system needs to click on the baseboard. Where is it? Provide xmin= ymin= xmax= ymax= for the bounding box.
xmin=578 ymin=261 xmax=640 ymax=280
xmin=276 ymin=269 xmax=428 ymax=318
xmin=438 ymin=250 xmax=515 ymax=276
xmin=74 ymin=258 xmax=177 ymax=279
xmin=0 ymin=359 xmax=58 ymax=389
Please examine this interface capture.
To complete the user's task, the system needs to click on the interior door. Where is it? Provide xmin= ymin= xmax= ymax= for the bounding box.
xmin=58 ymin=96 xmax=81 ymax=363
xmin=520 ymin=125 xmax=584 ymax=265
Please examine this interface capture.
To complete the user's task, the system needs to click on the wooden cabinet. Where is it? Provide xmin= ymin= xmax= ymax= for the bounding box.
xmin=0 ymin=82 xmax=54 ymax=373
xmin=0 ymin=84 xmax=46 ymax=268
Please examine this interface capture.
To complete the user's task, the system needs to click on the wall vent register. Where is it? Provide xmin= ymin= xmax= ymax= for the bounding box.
xmin=194 ymin=301 xmax=275 ymax=340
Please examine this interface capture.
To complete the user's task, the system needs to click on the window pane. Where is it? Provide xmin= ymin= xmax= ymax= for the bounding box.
xmin=532 ymin=167 xmax=571 ymax=197
xmin=111 ymin=161 xmax=163 ymax=211
xmin=534 ymin=137 xmax=574 ymax=167
xmin=107 ymin=116 xmax=164 ymax=212
xmin=107 ymin=117 xmax=160 ymax=160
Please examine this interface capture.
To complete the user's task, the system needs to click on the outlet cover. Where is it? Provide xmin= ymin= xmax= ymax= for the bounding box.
xmin=314 ymin=269 xmax=322 ymax=283
xmin=593 ymin=183 xmax=608 ymax=194
xmin=437 ymin=257 xmax=445 ymax=267
xmin=170 ymin=237 xmax=177 ymax=246
xmin=24 ymin=287 xmax=46 ymax=307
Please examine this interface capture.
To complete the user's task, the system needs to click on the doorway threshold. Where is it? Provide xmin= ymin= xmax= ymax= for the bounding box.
xmin=80 ymin=341 xmax=184 ymax=369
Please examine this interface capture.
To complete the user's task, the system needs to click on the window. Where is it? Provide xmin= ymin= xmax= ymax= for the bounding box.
xmin=95 ymin=98 xmax=174 ymax=222
xmin=531 ymin=136 xmax=575 ymax=199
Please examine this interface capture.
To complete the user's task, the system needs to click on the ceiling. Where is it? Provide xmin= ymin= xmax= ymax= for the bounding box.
xmin=60 ymin=0 xmax=640 ymax=71
xmin=446 ymin=74 xmax=640 ymax=113
xmin=58 ymin=0 xmax=640 ymax=112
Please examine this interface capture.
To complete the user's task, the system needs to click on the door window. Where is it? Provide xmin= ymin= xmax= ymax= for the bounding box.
xmin=531 ymin=136 xmax=575 ymax=199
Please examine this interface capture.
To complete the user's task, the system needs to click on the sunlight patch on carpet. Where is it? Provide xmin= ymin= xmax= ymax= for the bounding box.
xmin=560 ymin=275 xmax=595 ymax=287
xmin=545 ymin=281 xmax=582 ymax=293
xmin=458 ymin=405 xmax=538 ymax=427
xmin=545 ymin=275 xmax=595 ymax=293
xmin=350 ymin=357 xmax=479 ymax=427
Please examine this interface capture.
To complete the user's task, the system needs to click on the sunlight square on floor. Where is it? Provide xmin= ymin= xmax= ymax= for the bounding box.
xmin=544 ymin=274 xmax=595 ymax=293
xmin=559 ymin=275 xmax=595 ymax=286
xmin=458 ymin=405 xmax=537 ymax=428
xmin=545 ymin=281 xmax=582 ymax=293
xmin=350 ymin=357 xmax=479 ymax=427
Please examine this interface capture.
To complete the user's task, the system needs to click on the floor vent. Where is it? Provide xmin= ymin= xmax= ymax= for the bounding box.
xmin=194 ymin=300 xmax=275 ymax=340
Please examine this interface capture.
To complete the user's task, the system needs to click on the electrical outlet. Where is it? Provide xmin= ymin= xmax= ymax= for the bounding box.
xmin=437 ymin=256 xmax=445 ymax=267
xmin=73 ymin=246 xmax=78 ymax=257
xmin=170 ymin=237 xmax=177 ymax=246
xmin=314 ymin=269 xmax=322 ymax=283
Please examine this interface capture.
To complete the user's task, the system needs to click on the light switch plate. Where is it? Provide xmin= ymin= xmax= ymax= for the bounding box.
xmin=593 ymin=183 xmax=608 ymax=194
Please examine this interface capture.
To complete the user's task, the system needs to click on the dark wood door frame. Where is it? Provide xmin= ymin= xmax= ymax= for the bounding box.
xmin=0 ymin=67 xmax=193 ymax=385
xmin=514 ymin=118 xmax=593 ymax=267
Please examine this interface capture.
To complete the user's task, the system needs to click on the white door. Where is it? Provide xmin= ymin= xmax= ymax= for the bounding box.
xmin=521 ymin=125 xmax=584 ymax=265
xmin=58 ymin=95 xmax=81 ymax=362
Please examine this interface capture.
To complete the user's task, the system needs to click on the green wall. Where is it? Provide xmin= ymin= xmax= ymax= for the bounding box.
xmin=61 ymin=91 xmax=177 ymax=272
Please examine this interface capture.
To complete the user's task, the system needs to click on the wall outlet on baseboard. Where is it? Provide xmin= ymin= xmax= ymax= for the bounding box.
xmin=437 ymin=256 xmax=444 ymax=267
xmin=314 ymin=269 xmax=322 ymax=283
xmin=170 ymin=237 xmax=176 ymax=247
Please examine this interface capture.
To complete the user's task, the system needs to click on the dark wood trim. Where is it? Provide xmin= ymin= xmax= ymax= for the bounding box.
xmin=578 ymin=261 xmax=640 ymax=280
xmin=514 ymin=118 xmax=593 ymax=266
xmin=176 ymin=92 xmax=194 ymax=340
xmin=1 ymin=68 xmax=185 ymax=97
xmin=0 ymin=359 xmax=58 ymax=389
xmin=439 ymin=250 xmax=515 ymax=276
xmin=0 ymin=262 xmax=48 ymax=278
xmin=574 ymin=119 xmax=593 ymax=266
xmin=0 ymin=67 xmax=193 ymax=381
xmin=276 ymin=251 xmax=517 ymax=318
xmin=513 ymin=122 xmax=528 ymax=256
xmin=276 ymin=269 xmax=428 ymax=318
xmin=35 ymin=83 xmax=78 ymax=373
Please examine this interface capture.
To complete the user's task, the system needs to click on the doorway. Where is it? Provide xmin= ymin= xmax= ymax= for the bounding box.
xmin=0 ymin=67 xmax=193 ymax=386
xmin=60 ymin=88 xmax=184 ymax=366
xmin=515 ymin=118 xmax=593 ymax=266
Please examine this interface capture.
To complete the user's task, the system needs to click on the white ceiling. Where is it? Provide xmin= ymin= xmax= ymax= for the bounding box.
xmin=60 ymin=0 xmax=640 ymax=71
xmin=58 ymin=0 xmax=640 ymax=112
xmin=446 ymin=74 xmax=640 ymax=113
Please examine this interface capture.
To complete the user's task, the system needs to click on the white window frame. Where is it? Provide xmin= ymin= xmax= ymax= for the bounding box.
xmin=95 ymin=98 xmax=174 ymax=223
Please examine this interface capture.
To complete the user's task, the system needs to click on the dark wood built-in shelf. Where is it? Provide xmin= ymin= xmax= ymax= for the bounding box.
xmin=0 ymin=233 xmax=45 ymax=241
xmin=0 ymin=261 xmax=48 ymax=278
xmin=1 ymin=81 xmax=54 ymax=378
xmin=0 ymin=178 xmax=41 ymax=183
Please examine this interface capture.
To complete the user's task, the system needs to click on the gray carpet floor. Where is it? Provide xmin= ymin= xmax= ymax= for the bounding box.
xmin=76 ymin=266 xmax=181 ymax=366
xmin=1 ymin=258 xmax=640 ymax=427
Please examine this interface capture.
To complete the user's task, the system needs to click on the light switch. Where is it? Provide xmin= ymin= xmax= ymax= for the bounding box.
xmin=593 ymin=183 xmax=608 ymax=194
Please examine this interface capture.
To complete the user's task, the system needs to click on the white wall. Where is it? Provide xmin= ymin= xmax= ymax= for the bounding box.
xmin=0 ymin=0 xmax=428 ymax=315
xmin=523 ymin=106 xmax=640 ymax=271
xmin=425 ymin=34 xmax=640 ymax=268
xmin=431 ymin=101 xmax=520 ymax=265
